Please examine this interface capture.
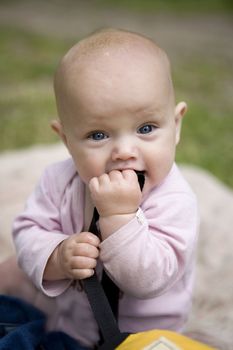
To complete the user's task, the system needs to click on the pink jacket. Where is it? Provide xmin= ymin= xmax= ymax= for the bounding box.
xmin=13 ymin=159 xmax=199 ymax=348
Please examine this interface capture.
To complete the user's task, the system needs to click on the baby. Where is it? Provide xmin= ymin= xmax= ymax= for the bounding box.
xmin=10 ymin=28 xmax=198 ymax=349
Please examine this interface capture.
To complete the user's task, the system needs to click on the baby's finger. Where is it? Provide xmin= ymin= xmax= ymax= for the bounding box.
xmin=121 ymin=169 xmax=138 ymax=181
xmin=71 ymin=268 xmax=95 ymax=280
xmin=89 ymin=176 xmax=99 ymax=192
xmin=108 ymin=170 xmax=123 ymax=181
xmin=75 ymin=232 xmax=100 ymax=247
xmin=73 ymin=243 xmax=99 ymax=259
xmin=97 ymin=173 xmax=112 ymax=188
xmin=71 ymin=256 xmax=97 ymax=270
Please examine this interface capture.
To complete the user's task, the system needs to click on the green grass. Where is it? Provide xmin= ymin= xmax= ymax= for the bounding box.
xmin=0 ymin=25 xmax=74 ymax=149
xmin=0 ymin=26 xmax=71 ymax=82
xmin=176 ymin=104 xmax=232 ymax=186
xmin=3 ymin=0 xmax=233 ymax=13
xmin=173 ymin=54 xmax=233 ymax=187
xmin=99 ymin=0 xmax=233 ymax=13
xmin=0 ymin=24 xmax=232 ymax=188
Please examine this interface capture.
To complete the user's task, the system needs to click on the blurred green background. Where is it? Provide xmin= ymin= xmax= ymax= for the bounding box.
xmin=0 ymin=0 xmax=232 ymax=187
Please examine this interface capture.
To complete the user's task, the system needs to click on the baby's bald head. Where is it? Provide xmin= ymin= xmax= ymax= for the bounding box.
xmin=54 ymin=28 xmax=174 ymax=125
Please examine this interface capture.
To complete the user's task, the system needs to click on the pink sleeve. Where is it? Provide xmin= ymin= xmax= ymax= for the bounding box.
xmin=12 ymin=166 xmax=71 ymax=296
xmin=99 ymin=191 xmax=199 ymax=299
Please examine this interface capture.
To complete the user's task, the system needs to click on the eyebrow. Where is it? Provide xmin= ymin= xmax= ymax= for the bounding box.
xmin=127 ymin=104 xmax=163 ymax=119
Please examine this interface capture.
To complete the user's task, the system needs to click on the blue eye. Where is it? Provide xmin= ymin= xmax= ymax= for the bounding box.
xmin=138 ymin=124 xmax=154 ymax=134
xmin=89 ymin=132 xmax=107 ymax=141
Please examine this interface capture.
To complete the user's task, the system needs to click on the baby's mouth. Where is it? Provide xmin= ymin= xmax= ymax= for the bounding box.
xmin=135 ymin=170 xmax=145 ymax=191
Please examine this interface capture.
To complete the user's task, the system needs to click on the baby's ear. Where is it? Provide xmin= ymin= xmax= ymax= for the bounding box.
xmin=50 ymin=119 xmax=68 ymax=146
xmin=174 ymin=102 xmax=187 ymax=145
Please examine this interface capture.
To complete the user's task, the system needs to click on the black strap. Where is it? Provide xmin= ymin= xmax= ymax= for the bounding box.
xmin=82 ymin=208 xmax=126 ymax=348
xmin=101 ymin=268 xmax=119 ymax=320
xmin=88 ymin=208 xmax=120 ymax=320
xmin=83 ymin=273 xmax=123 ymax=343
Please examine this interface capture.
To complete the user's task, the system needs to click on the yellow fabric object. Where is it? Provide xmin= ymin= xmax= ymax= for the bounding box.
xmin=116 ymin=330 xmax=217 ymax=350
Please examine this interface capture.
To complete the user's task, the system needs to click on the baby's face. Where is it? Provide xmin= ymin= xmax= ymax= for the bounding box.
xmin=60 ymin=49 xmax=183 ymax=194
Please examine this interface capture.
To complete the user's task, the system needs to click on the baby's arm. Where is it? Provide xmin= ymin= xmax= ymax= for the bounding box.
xmin=89 ymin=170 xmax=142 ymax=240
xmin=12 ymin=161 xmax=101 ymax=293
xmin=43 ymin=232 xmax=100 ymax=281
xmin=89 ymin=167 xmax=198 ymax=299
xmin=99 ymin=188 xmax=198 ymax=299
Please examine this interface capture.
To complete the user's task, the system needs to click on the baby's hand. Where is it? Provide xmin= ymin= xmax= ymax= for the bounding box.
xmin=89 ymin=170 xmax=142 ymax=217
xmin=56 ymin=232 xmax=100 ymax=280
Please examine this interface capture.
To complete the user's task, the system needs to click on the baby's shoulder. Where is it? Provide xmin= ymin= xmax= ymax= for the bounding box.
xmin=142 ymin=164 xmax=198 ymax=220
xmin=41 ymin=157 xmax=78 ymax=193
xmin=146 ymin=163 xmax=197 ymax=205
xmin=45 ymin=157 xmax=76 ymax=176
xmin=158 ymin=163 xmax=196 ymax=197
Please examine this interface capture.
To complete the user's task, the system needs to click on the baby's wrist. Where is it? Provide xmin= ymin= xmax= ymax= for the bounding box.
xmin=44 ymin=243 xmax=67 ymax=281
xmin=99 ymin=212 xmax=137 ymax=239
xmin=98 ymin=204 xmax=139 ymax=218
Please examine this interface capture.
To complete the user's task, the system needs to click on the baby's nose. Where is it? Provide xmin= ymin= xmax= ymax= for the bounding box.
xmin=111 ymin=138 xmax=138 ymax=161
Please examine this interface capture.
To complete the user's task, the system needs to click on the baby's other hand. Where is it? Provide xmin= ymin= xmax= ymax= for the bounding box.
xmin=89 ymin=169 xmax=142 ymax=217
xmin=57 ymin=232 xmax=100 ymax=280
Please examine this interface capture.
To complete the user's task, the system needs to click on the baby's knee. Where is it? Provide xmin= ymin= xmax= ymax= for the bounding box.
xmin=0 ymin=255 xmax=35 ymax=296
xmin=0 ymin=255 xmax=56 ymax=316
